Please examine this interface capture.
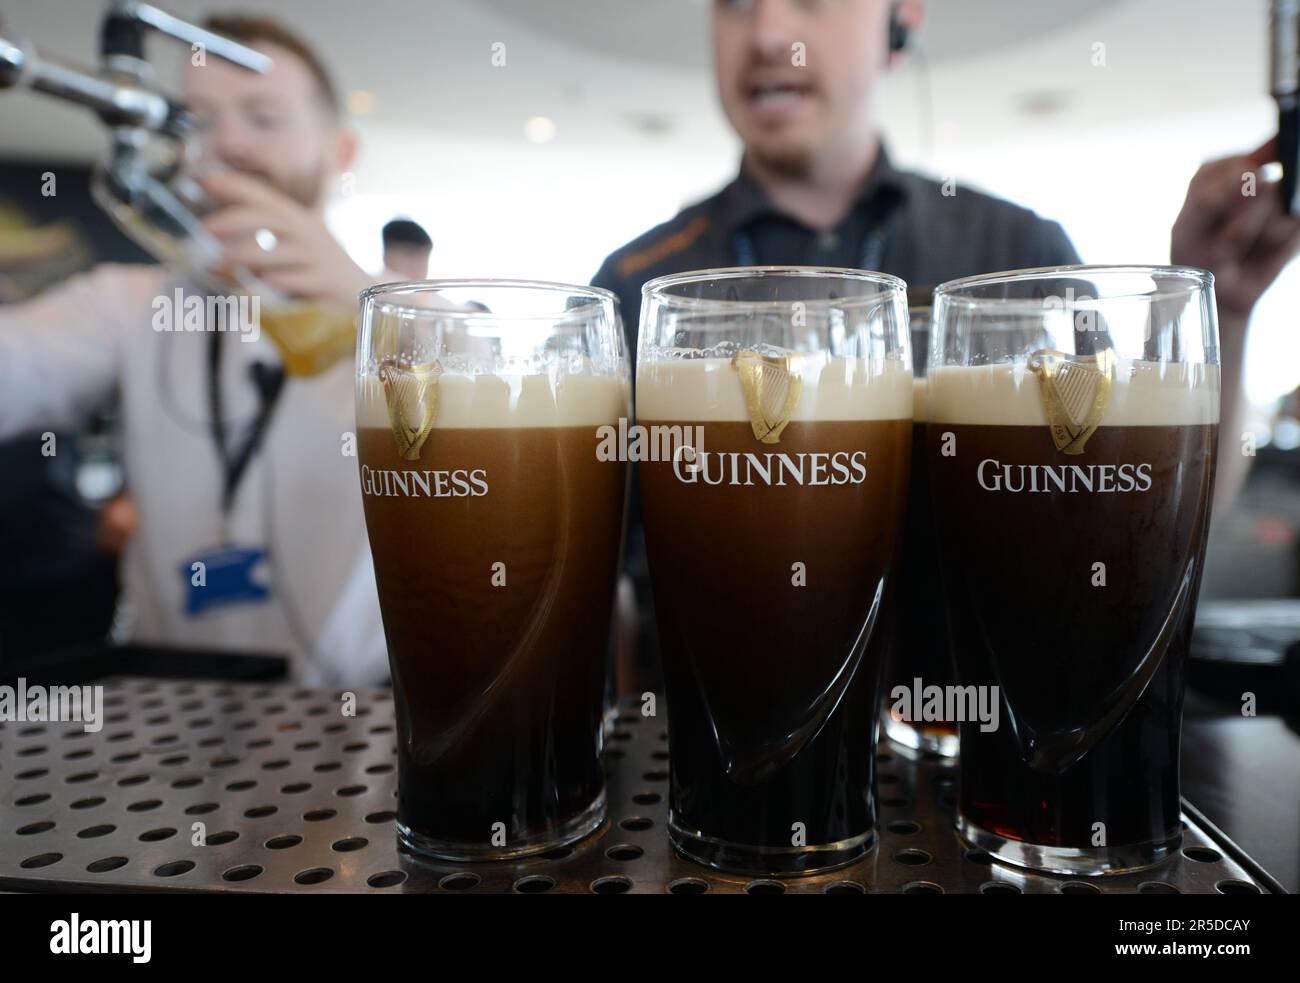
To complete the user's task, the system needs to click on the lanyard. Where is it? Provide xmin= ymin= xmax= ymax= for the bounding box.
xmin=731 ymin=220 xmax=890 ymax=272
xmin=207 ymin=326 xmax=285 ymax=540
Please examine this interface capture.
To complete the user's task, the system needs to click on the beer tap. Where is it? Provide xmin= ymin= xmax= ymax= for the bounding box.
xmin=1272 ymin=0 xmax=1300 ymax=214
xmin=0 ymin=1 xmax=272 ymax=279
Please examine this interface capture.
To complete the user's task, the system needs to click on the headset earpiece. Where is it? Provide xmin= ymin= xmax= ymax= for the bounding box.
xmin=889 ymin=4 xmax=909 ymax=54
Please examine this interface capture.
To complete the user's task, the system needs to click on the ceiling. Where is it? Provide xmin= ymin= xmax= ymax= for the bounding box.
xmin=0 ymin=0 xmax=1253 ymax=167
xmin=476 ymin=0 xmax=1128 ymax=68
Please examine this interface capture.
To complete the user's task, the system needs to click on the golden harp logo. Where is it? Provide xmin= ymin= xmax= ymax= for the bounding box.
xmin=731 ymin=351 xmax=804 ymax=444
xmin=1027 ymin=348 xmax=1116 ymax=455
xmin=377 ymin=357 xmax=442 ymax=461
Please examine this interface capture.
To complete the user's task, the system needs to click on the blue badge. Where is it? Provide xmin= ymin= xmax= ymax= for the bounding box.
xmin=180 ymin=545 xmax=272 ymax=616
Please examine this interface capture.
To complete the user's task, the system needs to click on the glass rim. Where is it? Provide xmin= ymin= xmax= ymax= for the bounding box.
xmin=933 ymin=264 xmax=1214 ymax=308
xmin=359 ymin=278 xmax=617 ymax=320
xmin=641 ymin=265 xmax=908 ymax=303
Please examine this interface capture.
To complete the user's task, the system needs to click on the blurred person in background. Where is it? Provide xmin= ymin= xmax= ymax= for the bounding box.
xmin=381 ymin=217 xmax=433 ymax=279
xmin=0 ymin=15 xmax=398 ymax=684
xmin=595 ymin=0 xmax=1300 ymax=682
xmin=0 ymin=197 xmax=121 ymax=666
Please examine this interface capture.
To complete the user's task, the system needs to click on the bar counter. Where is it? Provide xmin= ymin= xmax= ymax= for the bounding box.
xmin=0 ymin=680 xmax=1284 ymax=894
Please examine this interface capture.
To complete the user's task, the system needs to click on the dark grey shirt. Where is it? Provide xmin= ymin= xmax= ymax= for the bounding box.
xmin=593 ymin=145 xmax=1081 ymax=353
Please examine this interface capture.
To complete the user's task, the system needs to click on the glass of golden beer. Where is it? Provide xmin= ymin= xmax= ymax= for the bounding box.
xmin=356 ymin=280 xmax=629 ymax=861
xmin=928 ymin=265 xmax=1219 ymax=875
xmin=637 ymin=267 xmax=913 ymax=876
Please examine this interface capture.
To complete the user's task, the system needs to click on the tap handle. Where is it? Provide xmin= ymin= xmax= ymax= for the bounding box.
xmin=1274 ymin=1 xmax=1300 ymax=213
xmin=103 ymin=1 xmax=271 ymax=74
xmin=1272 ymin=0 xmax=1300 ymax=100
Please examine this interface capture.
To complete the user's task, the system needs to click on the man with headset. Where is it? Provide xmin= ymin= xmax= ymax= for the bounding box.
xmin=597 ymin=2 xmax=1083 ymax=333
xmin=594 ymin=0 xmax=1300 ymax=679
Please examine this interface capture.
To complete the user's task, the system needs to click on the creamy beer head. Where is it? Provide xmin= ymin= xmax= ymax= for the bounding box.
xmin=636 ymin=355 xmax=912 ymax=424
xmin=928 ymin=359 xmax=1220 ymax=428
xmin=357 ymin=369 xmax=628 ymax=432
xmin=913 ymin=377 xmax=928 ymax=424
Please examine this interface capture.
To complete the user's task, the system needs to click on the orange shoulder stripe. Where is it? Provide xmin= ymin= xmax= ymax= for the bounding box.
xmin=615 ymin=215 xmax=711 ymax=278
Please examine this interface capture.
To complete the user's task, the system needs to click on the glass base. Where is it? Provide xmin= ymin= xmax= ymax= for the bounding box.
xmin=884 ymin=715 xmax=959 ymax=758
xmin=397 ymin=789 xmax=607 ymax=863
xmin=956 ymin=810 xmax=1181 ymax=876
xmin=668 ymin=815 xmax=876 ymax=878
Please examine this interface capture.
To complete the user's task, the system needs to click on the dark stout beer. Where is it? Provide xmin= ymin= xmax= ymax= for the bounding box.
xmin=928 ymin=362 xmax=1218 ymax=862
xmin=357 ymin=372 xmax=627 ymax=858
xmin=638 ymin=356 xmax=911 ymax=873
xmin=882 ymin=378 xmax=959 ymax=754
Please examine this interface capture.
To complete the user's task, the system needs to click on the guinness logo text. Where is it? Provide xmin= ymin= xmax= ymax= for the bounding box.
xmin=976 ymin=459 xmax=1152 ymax=493
xmin=360 ymin=465 xmax=488 ymax=498
xmin=673 ymin=450 xmax=867 ymax=486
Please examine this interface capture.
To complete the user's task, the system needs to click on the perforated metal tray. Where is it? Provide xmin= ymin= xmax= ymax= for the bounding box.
xmin=0 ymin=680 xmax=1274 ymax=894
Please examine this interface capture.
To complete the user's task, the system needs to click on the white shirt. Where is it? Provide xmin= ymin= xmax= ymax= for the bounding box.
xmin=0 ymin=264 xmax=387 ymax=686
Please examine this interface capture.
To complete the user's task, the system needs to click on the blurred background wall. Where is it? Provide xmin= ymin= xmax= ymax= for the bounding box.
xmin=0 ymin=0 xmax=1290 ymax=413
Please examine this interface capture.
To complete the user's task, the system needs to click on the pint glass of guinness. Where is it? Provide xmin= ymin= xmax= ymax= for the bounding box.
xmin=928 ymin=265 xmax=1219 ymax=875
xmin=638 ymin=267 xmax=912 ymax=875
xmin=356 ymin=281 xmax=628 ymax=861
xmin=881 ymin=306 xmax=960 ymax=757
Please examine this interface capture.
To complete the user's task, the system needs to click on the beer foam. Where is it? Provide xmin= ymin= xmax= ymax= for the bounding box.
xmin=635 ymin=357 xmax=912 ymax=422
xmin=913 ymin=377 xmax=928 ymax=424
xmin=927 ymin=360 xmax=1220 ymax=426
xmin=355 ymin=372 xmax=628 ymax=429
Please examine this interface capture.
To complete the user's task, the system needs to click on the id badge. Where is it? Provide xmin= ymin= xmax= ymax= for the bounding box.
xmin=180 ymin=545 xmax=272 ymax=616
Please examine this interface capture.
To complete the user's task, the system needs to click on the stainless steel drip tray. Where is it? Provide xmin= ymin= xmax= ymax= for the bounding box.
xmin=0 ymin=681 xmax=1273 ymax=894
